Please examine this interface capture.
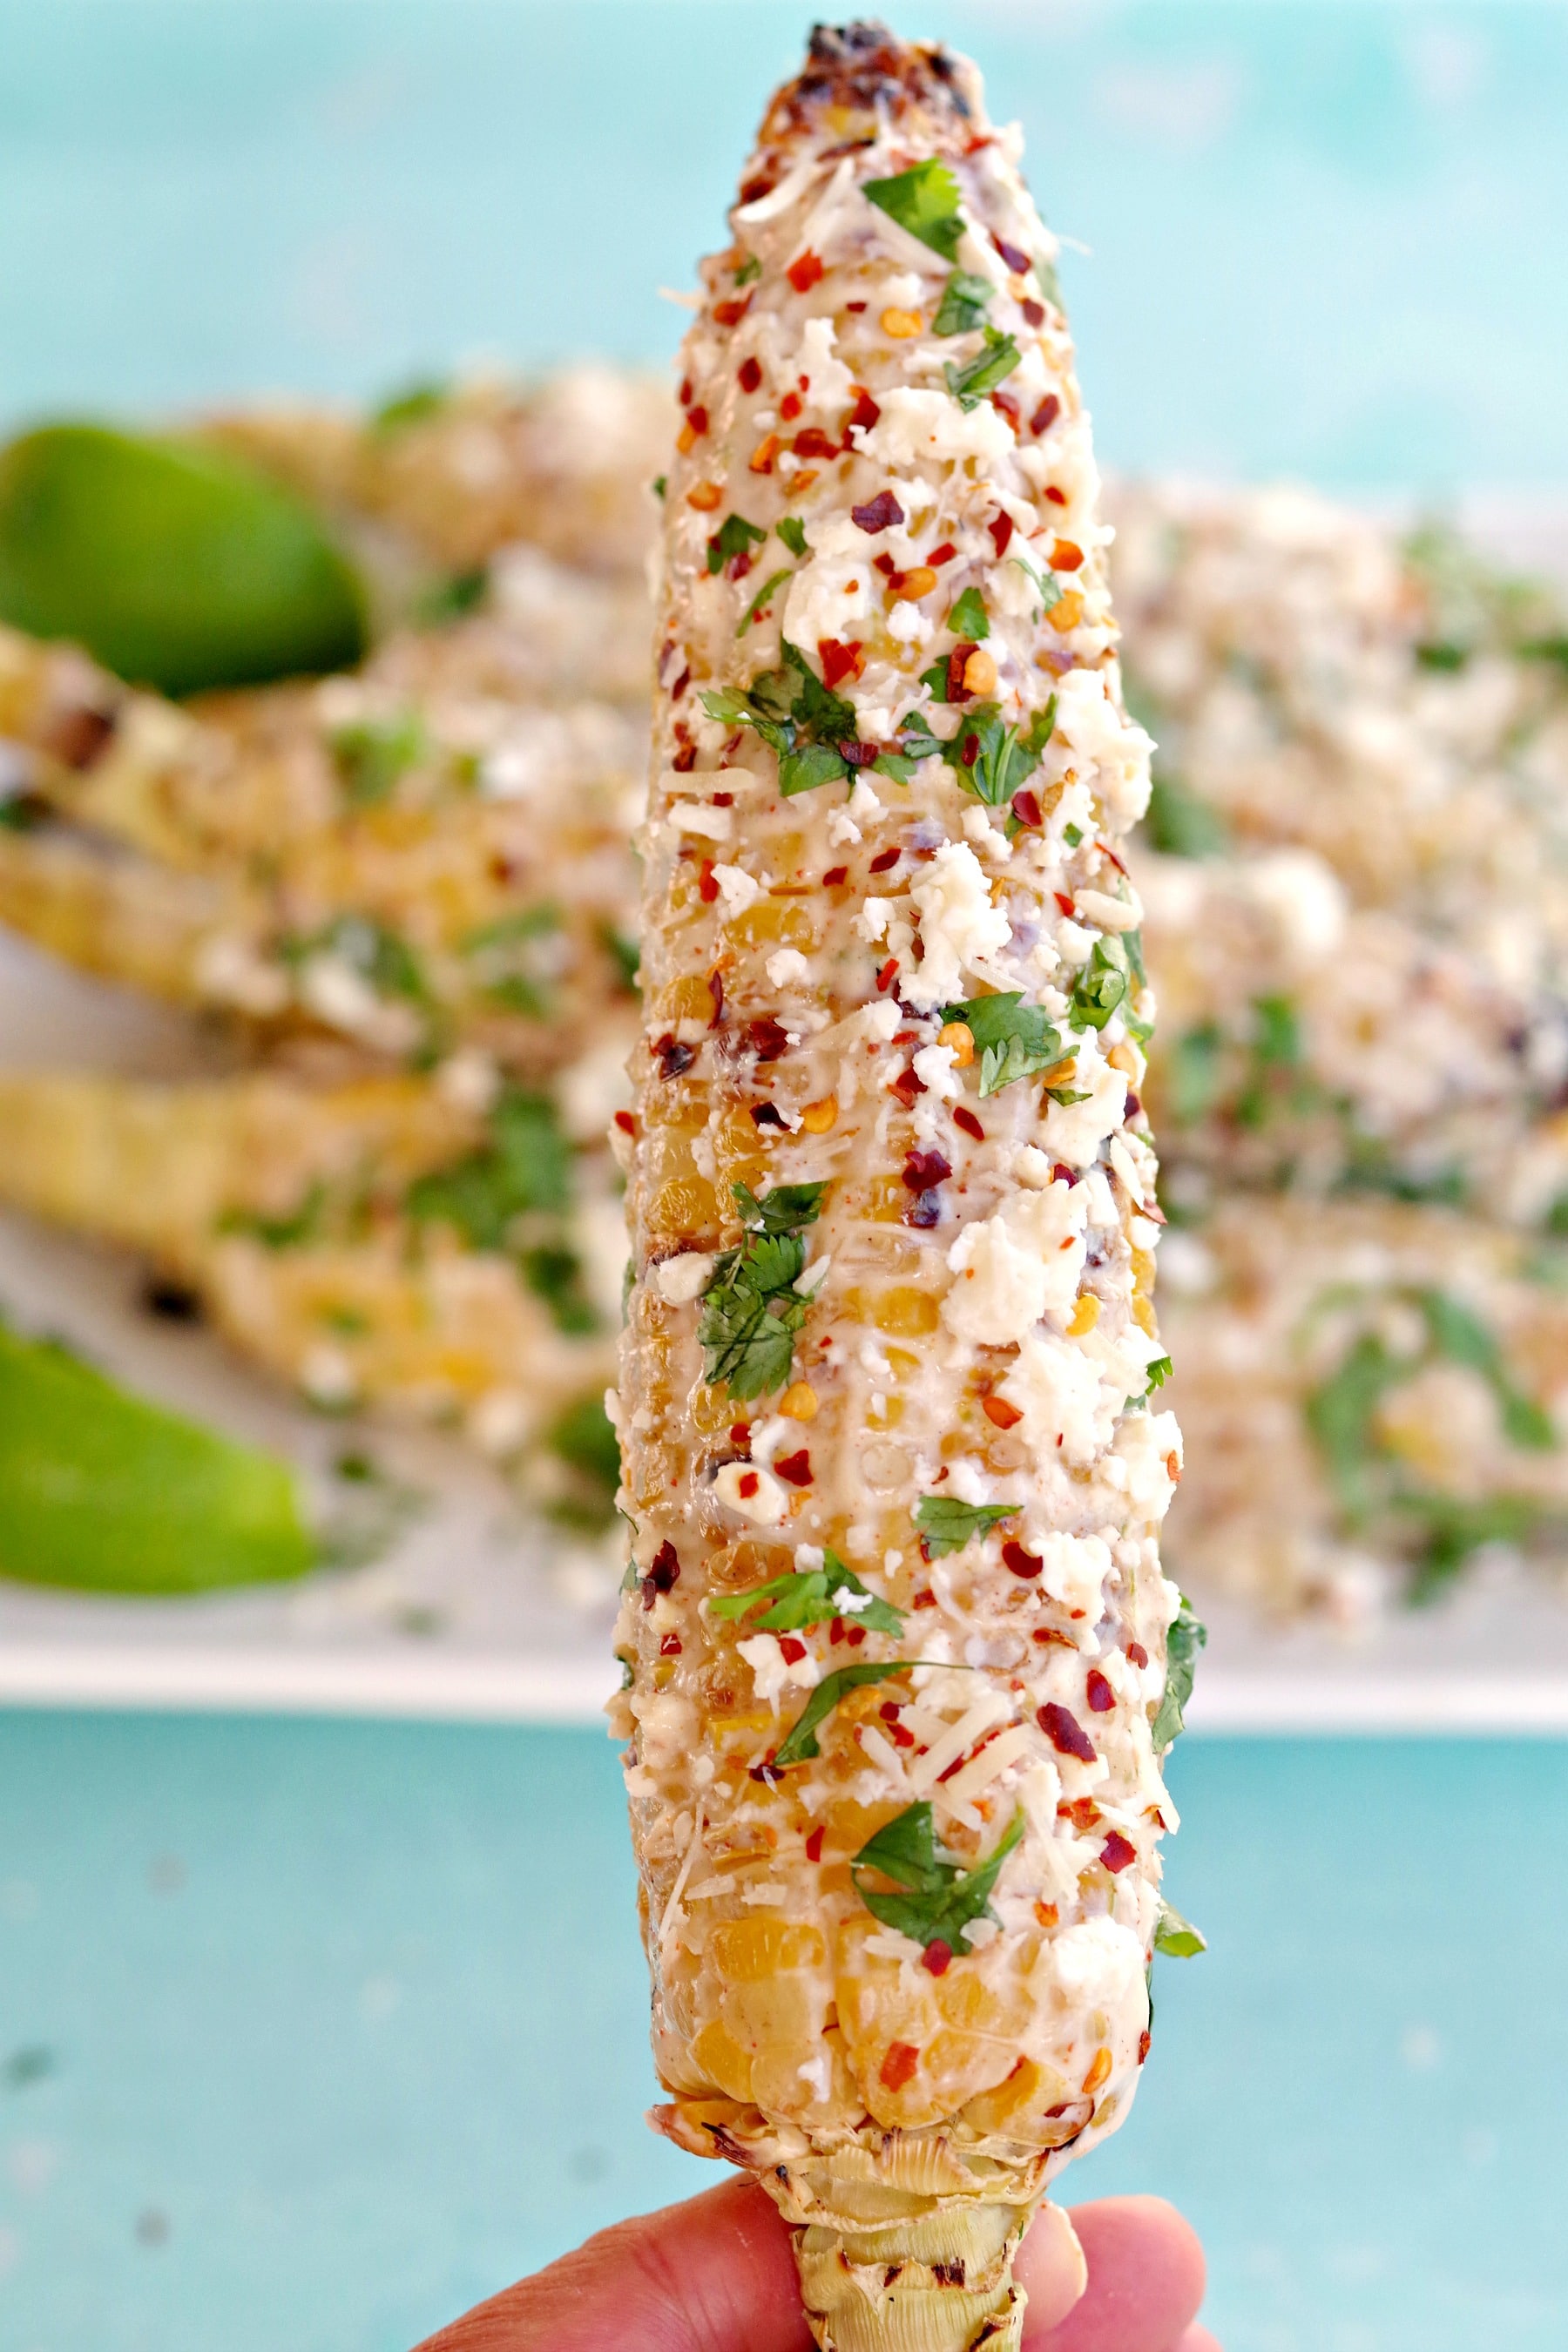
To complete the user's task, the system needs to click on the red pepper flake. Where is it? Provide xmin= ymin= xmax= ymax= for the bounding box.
xmin=912 ymin=1587 xmax=936 ymax=1609
xmin=672 ymin=740 xmax=697 ymax=771
xmin=852 ymin=489 xmax=905 ymax=533
xmin=737 ymin=355 xmax=762 ymax=393
xmin=698 ymin=861 xmax=720 ymax=904
xmin=953 ymin=1106 xmax=985 ymax=1142
xmin=878 ymin=1703 xmax=916 ymax=1749
xmin=868 ymin=844 xmax=901 ymax=874
xmin=706 ymin=968 xmax=725 ymax=1023
xmin=1044 ymin=484 xmax=1067 ymax=505
xmin=1138 ymin=2029 xmax=1152 ymax=2066
xmin=787 ymin=250 xmax=825 ymax=293
xmin=1059 ymin=1795 xmax=1102 ymax=1831
xmin=738 ymin=1470 xmax=760 ymax=1501
xmin=793 ymin=425 xmax=839 ymax=460
xmin=711 ymin=791 xmax=733 ymax=808
xmin=875 ymin=956 xmax=899 ymax=993
xmin=902 ymin=1148 xmax=951 ymax=1192
xmin=928 ymin=541 xmax=958 ymax=566
xmin=713 ymin=295 xmax=752 ymax=328
xmin=947 ymin=644 xmax=980 ymax=704
xmin=819 ymin=638 xmax=866 ymax=689
xmin=992 ymin=233 xmax=1032 ymax=274
xmin=778 ymin=1635 xmax=807 ymax=1664
xmin=686 ymin=404 xmax=710 ymax=438
xmin=846 ymin=1624 xmax=867 ymax=1647
xmin=1052 ymin=539 xmax=1086 ymax=573
xmin=780 ymin=389 xmax=803 ymax=422
xmin=1126 ymin=1641 xmax=1149 ymax=1669
xmin=1052 ymin=1162 xmax=1079 ymax=1187
xmin=659 ymin=1632 xmax=682 ymax=1657
xmin=671 ymin=671 xmax=692 ymax=704
xmin=880 ymin=2041 xmax=921 ymax=2091
xmin=828 ymin=1615 xmax=845 ymax=1645
xmin=805 ymin=1826 xmax=825 ymax=1862
xmin=729 ymin=1422 xmax=752 ymax=1453
xmin=740 ymin=173 xmax=776 ymax=204
xmin=1086 ymin=1669 xmax=1115 ymax=1714
xmin=775 ymin=1450 xmax=813 ymax=1487
xmin=747 ymin=1016 xmax=790 ymax=1062
xmin=612 ymin=1110 xmax=638 ymax=1138
xmin=678 ymin=377 xmax=693 ymax=407
xmin=1037 ymin=1701 xmax=1096 ymax=1762
xmin=1029 ymin=391 xmax=1062 ymax=436
xmin=1002 ymin=1539 xmax=1042 ymax=1578
xmin=1031 ymin=1626 xmax=1073 ymax=1649
xmin=1053 ymin=892 xmax=1076 ymax=917
xmin=639 ymin=1540 xmax=680 ymax=1609
xmin=889 ymin=1064 xmax=926 ymax=1107
xmin=846 ymin=300 xmax=867 ymax=313
xmin=920 ymin=1940 xmax=952 ymax=1977
xmin=751 ymin=1102 xmax=787 ymax=1129
xmin=841 ymin=738 xmax=879 ymax=767
xmin=960 ymin=732 xmax=981 ymax=767
xmin=1022 ymin=297 xmax=1045 ymax=328
xmin=822 ymin=865 xmax=848 ymax=887
xmin=652 ymin=1033 xmax=695 ymax=1080
xmin=988 ymin=512 xmax=1015 ymax=557
xmin=748 ymin=1758 xmax=781 ymax=1785
xmin=1125 ymin=1092 xmax=1143 ymax=1121
xmin=990 ymin=389 xmax=1021 ymax=429
xmin=846 ymin=386 xmax=881 ymax=436
xmin=983 ymin=1396 xmax=1023 ymax=1432
xmin=1011 ymin=788 xmax=1043 ymax=830
xmin=1101 ymin=1831 xmax=1136 ymax=1875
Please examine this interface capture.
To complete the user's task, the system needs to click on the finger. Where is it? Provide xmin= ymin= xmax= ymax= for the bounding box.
xmin=412 ymin=2176 xmax=812 ymax=2352
xmin=1013 ymin=2200 xmax=1090 ymax=2333
xmin=1174 ymin=2330 xmax=1223 ymax=2352
xmin=1026 ymin=2195 xmax=1206 ymax=2350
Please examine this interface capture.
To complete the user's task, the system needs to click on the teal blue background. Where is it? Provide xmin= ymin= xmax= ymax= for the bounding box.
xmin=4 ymin=4 xmax=1568 ymax=2345
xmin=0 ymin=2 xmax=1565 ymax=488
xmin=2 ymin=1720 xmax=1566 ymax=2352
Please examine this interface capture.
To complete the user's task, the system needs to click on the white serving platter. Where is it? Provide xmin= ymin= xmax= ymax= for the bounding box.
xmin=3 ymin=496 xmax=1567 ymax=1732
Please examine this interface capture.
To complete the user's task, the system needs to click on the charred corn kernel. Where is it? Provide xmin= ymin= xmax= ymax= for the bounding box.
xmin=881 ymin=307 xmax=923 ymax=338
xmin=619 ymin=30 xmax=1181 ymax=2352
xmin=1081 ymin=2048 xmax=1113 ymax=2096
xmin=750 ymin=434 xmax=781 ymax=473
xmin=687 ymin=479 xmax=724 ymax=510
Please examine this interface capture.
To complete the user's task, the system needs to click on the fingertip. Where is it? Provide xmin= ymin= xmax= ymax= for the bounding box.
xmin=1031 ymin=2194 xmax=1206 ymax=2349
xmin=1015 ymin=2200 xmax=1088 ymax=2333
xmin=1176 ymin=2328 xmax=1223 ymax=2352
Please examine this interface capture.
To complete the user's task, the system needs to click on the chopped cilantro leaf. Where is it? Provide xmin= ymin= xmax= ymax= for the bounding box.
xmin=1168 ymin=1023 xmax=1226 ymax=1125
xmin=652 ymin=474 xmax=667 ymax=501
xmin=774 ymin=1661 xmax=909 ymax=1767
xmin=703 ymin=639 xmax=859 ymax=797
xmin=777 ymin=516 xmax=808 ymax=558
xmin=1152 ymin=1592 xmax=1206 ymax=1753
xmin=852 ymin=1802 xmax=1024 ymax=1951
xmin=1063 ymin=822 xmax=1083 ymax=847
xmin=523 ymin=1243 xmax=599 ymax=1336
xmin=1069 ymin=937 xmax=1129 ymax=1031
xmin=1143 ymin=774 xmax=1229 ymax=858
xmin=940 ymin=699 xmax=1055 ymax=808
xmin=416 ymin=567 xmax=488 ymax=626
xmin=698 ymin=1180 xmax=824 ymax=1399
xmin=707 ymin=513 xmax=767 ymax=575
xmin=329 ymin=709 xmax=428 ymax=805
xmin=940 ymin=991 xmax=1063 ymax=1096
xmin=462 ymin=903 xmax=562 ymax=1018
xmin=944 ymin=328 xmax=1021 ymax=412
xmin=549 ymin=1394 xmax=621 ymax=1495
xmin=734 ymin=253 xmax=762 ymax=286
xmin=281 ymin=915 xmax=429 ymax=1007
xmin=709 ymin=1549 xmax=903 ymax=1637
xmin=1035 ymin=256 xmax=1064 ymax=310
xmin=370 ymin=379 xmax=449 ymax=434
xmin=738 ymin=567 xmax=794 ymax=637
xmin=915 ymin=1495 xmax=1018 ymax=1557
xmin=598 ymin=922 xmax=640 ymax=992
xmin=933 ymin=269 xmax=992 ymax=335
xmin=920 ymin=657 xmax=954 ymax=706
xmin=948 ymin=585 xmax=990 ymax=641
xmin=1145 ymin=1355 xmax=1173 ymax=1391
xmin=864 ymin=158 xmax=964 ymax=260
xmin=405 ymin=1088 xmax=571 ymax=1251
xmin=733 ymin=1179 xmax=826 ymax=1234
xmin=1153 ymin=1899 xmax=1206 ymax=1958
xmin=217 ymin=1179 xmax=326 ymax=1251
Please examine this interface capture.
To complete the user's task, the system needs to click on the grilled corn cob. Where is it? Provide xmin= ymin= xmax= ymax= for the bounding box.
xmin=1159 ymin=1193 xmax=1568 ymax=1617
xmin=0 ymin=1068 xmax=621 ymax=1451
xmin=612 ymin=28 xmax=1184 ymax=2349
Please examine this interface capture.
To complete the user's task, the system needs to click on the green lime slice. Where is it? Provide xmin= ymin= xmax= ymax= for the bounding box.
xmin=0 ymin=1319 xmax=315 ymax=1593
xmin=0 ymin=422 xmax=368 ymax=696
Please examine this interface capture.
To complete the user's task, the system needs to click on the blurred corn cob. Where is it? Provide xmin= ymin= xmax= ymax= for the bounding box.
xmin=612 ymin=28 xmax=1185 ymax=2349
xmin=0 ymin=1066 xmax=621 ymax=1489
xmin=1159 ymin=1194 xmax=1568 ymax=1616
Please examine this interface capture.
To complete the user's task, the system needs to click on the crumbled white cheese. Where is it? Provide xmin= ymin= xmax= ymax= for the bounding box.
xmin=713 ymin=1462 xmax=789 ymax=1525
xmin=652 ymin=1252 xmax=715 ymax=1306
xmin=799 ymin=314 xmax=854 ymax=412
xmin=912 ymin=1042 xmax=961 ymax=1100
xmin=943 ymin=1179 xmax=1088 ymax=1344
xmin=856 ymin=388 xmax=1015 ymax=471
xmin=905 ymin=841 xmax=1012 ymax=1010
xmin=1042 ymin=1036 xmax=1127 ymax=1166
xmin=735 ymin=1632 xmax=819 ymax=1709
xmin=1000 ymin=1329 xmax=1117 ymax=1464
xmin=667 ymin=800 xmax=733 ymax=841
xmin=711 ymin=862 xmax=760 ymax=916
xmin=766 ymin=948 xmax=812 ymax=989
xmin=1051 ymin=669 xmax=1152 ymax=826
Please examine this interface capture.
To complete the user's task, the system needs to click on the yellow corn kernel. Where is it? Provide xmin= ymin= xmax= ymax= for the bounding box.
xmin=647 ymin=1176 xmax=718 ymax=1241
xmin=801 ymin=1095 xmax=838 ymax=1133
xmin=729 ymin=900 xmax=815 ymax=950
xmin=897 ymin=564 xmax=937 ymax=600
xmin=691 ymin=2017 xmax=756 ymax=2101
xmin=1081 ymin=2045 xmax=1113 ymax=2096
xmin=959 ymin=2055 xmax=1049 ymax=2134
xmin=1067 ymin=1294 xmax=1100 ymax=1337
xmin=1107 ymin=1038 xmax=1140 ymax=1078
xmin=1131 ymin=1247 xmax=1156 ymax=1297
xmin=881 ymin=306 xmax=923 ymax=338
xmin=873 ymin=1286 xmax=941 ymax=1336
xmin=655 ymin=975 xmax=720 ymax=1025
xmin=780 ymin=1382 xmax=819 ymax=1420
xmin=712 ymin=1915 xmax=826 ymax=1980
xmin=962 ymin=647 xmax=998 ymax=696
xmin=1132 ymin=1292 xmax=1159 ymax=1336
xmin=1049 ymin=591 xmax=1085 ymax=632
xmin=937 ymin=1020 xmax=975 ymax=1067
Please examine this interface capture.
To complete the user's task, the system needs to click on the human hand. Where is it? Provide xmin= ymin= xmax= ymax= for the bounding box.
xmin=415 ymin=2175 xmax=1217 ymax=2350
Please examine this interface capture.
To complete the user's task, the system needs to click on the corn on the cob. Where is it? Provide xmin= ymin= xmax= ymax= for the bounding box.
xmin=203 ymin=366 xmax=672 ymax=577
xmin=1159 ymin=1193 xmax=1568 ymax=1618
xmin=612 ymin=28 xmax=1183 ymax=2349
xmin=0 ymin=1066 xmax=621 ymax=1453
